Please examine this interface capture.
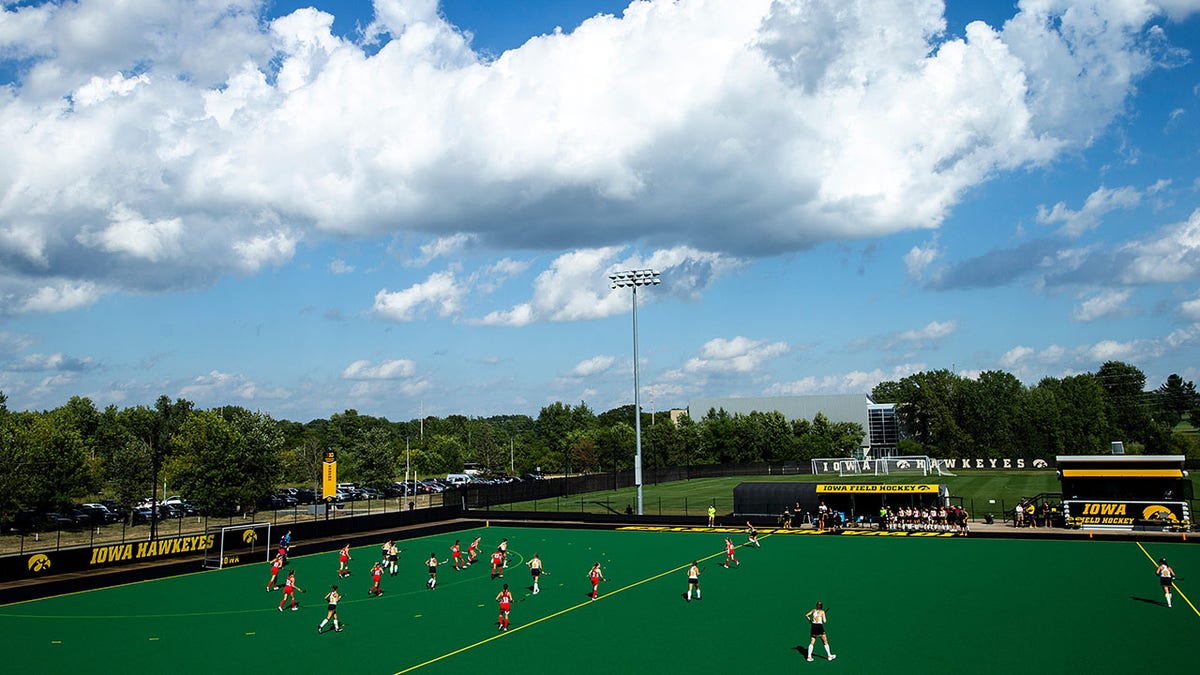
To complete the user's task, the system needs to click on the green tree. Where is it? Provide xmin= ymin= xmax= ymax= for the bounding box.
xmin=105 ymin=438 xmax=154 ymax=518
xmin=166 ymin=409 xmax=281 ymax=514
xmin=1095 ymin=361 xmax=1153 ymax=444
xmin=347 ymin=427 xmax=399 ymax=489
xmin=11 ymin=413 xmax=93 ymax=511
xmin=1154 ymin=374 xmax=1199 ymax=429
xmin=957 ymin=371 xmax=1026 ymax=457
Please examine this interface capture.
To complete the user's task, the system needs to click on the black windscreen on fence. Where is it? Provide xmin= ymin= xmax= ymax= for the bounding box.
xmin=733 ymin=482 xmax=819 ymax=517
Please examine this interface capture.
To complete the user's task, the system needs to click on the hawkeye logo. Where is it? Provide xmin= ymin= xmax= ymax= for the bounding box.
xmin=27 ymin=553 xmax=52 ymax=573
xmin=243 ymin=530 xmax=258 ymax=544
xmin=1142 ymin=505 xmax=1178 ymax=521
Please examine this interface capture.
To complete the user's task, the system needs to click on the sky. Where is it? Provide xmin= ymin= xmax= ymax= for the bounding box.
xmin=2 ymin=0 xmax=1200 ymax=424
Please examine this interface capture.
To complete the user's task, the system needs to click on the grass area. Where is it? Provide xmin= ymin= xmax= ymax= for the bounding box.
xmin=494 ymin=470 xmax=1067 ymax=518
xmin=1 ymin=525 xmax=1196 ymax=674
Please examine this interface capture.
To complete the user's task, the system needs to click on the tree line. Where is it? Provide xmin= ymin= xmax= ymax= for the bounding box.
xmin=1 ymin=359 xmax=1195 ymax=519
xmin=871 ymin=361 xmax=1200 ymax=459
xmin=0 ymin=393 xmax=862 ymax=519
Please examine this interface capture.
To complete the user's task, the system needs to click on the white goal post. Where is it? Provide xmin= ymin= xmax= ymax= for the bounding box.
xmin=202 ymin=521 xmax=272 ymax=569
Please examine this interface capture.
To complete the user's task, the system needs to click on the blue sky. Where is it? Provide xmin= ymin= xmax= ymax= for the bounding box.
xmin=2 ymin=0 xmax=1200 ymax=422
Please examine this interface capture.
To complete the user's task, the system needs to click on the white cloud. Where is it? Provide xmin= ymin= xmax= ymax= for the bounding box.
xmin=329 ymin=258 xmax=354 ymax=275
xmin=898 ymin=320 xmax=958 ymax=343
xmin=341 ymin=359 xmax=418 ymax=380
xmin=904 ymin=236 xmax=942 ymax=281
xmin=1037 ymin=185 xmax=1142 ymax=237
xmin=76 ymin=204 xmax=183 ymax=262
xmin=1179 ymin=295 xmax=1200 ymax=321
xmin=998 ymin=345 xmax=1035 ymax=369
xmin=18 ymin=281 xmax=102 ymax=313
xmin=474 ymin=245 xmax=737 ymax=326
xmin=682 ymin=336 xmax=790 ymax=375
xmin=0 ymin=0 xmax=1181 ymax=310
xmin=178 ymin=370 xmax=290 ymax=401
xmin=1073 ymin=289 xmax=1133 ymax=321
xmin=373 ymin=269 xmax=466 ymax=321
xmin=411 ymin=233 xmax=479 ymax=267
xmin=767 ymin=364 xmax=926 ymax=396
xmin=569 ymin=355 xmax=617 ymax=377
xmin=1121 ymin=208 xmax=1200 ymax=284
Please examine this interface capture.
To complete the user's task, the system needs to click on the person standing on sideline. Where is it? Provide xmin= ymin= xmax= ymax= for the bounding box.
xmin=722 ymin=537 xmax=739 ymax=568
xmin=451 ymin=540 xmax=464 ymax=570
xmin=278 ymin=569 xmax=303 ymax=611
xmin=426 ymin=552 xmax=446 ymax=589
xmin=587 ymin=561 xmax=606 ymax=600
xmin=266 ymin=553 xmax=284 ymax=591
xmin=369 ymin=561 xmax=385 ymax=597
xmin=1157 ymin=558 xmax=1176 ymax=608
xmin=496 ymin=583 xmax=513 ymax=631
xmin=805 ymin=601 xmax=836 ymax=662
xmin=337 ymin=544 xmax=352 ymax=578
xmin=317 ymin=585 xmax=343 ymax=633
xmin=527 ymin=553 xmax=545 ymax=594
xmin=707 ymin=504 xmax=716 ymax=527
xmin=685 ymin=561 xmax=701 ymax=602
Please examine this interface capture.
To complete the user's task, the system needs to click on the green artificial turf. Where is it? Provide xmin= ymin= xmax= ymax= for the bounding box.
xmin=1 ymin=525 xmax=1195 ymax=674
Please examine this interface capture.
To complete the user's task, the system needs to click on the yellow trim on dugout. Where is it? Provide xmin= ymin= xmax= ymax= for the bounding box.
xmin=1060 ymin=469 xmax=1183 ymax=478
xmin=816 ymin=484 xmax=939 ymax=493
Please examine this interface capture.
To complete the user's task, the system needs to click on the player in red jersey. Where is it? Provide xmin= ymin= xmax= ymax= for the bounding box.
xmin=721 ymin=537 xmax=739 ymax=568
xmin=451 ymin=540 xmax=464 ymax=570
xmin=467 ymin=536 xmax=481 ymax=566
xmin=587 ymin=561 xmax=606 ymax=600
xmin=490 ymin=549 xmax=505 ymax=579
xmin=496 ymin=583 xmax=513 ymax=631
xmin=369 ymin=561 xmax=384 ymax=596
xmin=337 ymin=544 xmax=352 ymax=578
xmin=278 ymin=569 xmax=304 ymax=611
xmin=266 ymin=553 xmax=284 ymax=591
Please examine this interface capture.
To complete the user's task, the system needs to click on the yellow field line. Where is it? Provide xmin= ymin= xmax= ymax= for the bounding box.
xmin=1134 ymin=541 xmax=1199 ymax=620
xmin=393 ymin=535 xmax=765 ymax=674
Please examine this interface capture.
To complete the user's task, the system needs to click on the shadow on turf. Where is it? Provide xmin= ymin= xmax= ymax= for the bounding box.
xmin=1130 ymin=596 xmax=1167 ymax=607
xmin=791 ymin=646 xmax=832 ymax=660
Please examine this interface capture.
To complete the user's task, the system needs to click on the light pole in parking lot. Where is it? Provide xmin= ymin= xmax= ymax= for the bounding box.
xmin=609 ymin=269 xmax=660 ymax=516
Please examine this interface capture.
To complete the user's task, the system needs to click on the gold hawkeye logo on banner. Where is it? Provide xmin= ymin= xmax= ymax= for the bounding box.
xmin=27 ymin=553 xmax=51 ymax=573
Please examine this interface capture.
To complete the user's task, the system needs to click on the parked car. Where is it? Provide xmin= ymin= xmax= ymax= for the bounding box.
xmin=293 ymin=489 xmax=317 ymax=504
xmin=131 ymin=506 xmax=157 ymax=524
xmin=44 ymin=512 xmax=79 ymax=529
xmin=80 ymin=503 xmax=120 ymax=522
xmin=257 ymin=495 xmax=291 ymax=511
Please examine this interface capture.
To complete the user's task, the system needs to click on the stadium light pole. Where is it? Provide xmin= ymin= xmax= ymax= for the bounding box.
xmin=609 ymin=269 xmax=660 ymax=516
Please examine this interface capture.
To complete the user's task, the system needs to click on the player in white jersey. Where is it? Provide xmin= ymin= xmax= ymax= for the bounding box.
xmin=804 ymin=601 xmax=836 ymax=662
xmin=1157 ymin=558 xmax=1176 ymax=608
xmin=318 ymin=585 xmax=343 ymax=633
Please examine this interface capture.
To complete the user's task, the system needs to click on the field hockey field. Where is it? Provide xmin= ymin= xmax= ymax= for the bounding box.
xmin=1 ymin=525 xmax=1195 ymax=674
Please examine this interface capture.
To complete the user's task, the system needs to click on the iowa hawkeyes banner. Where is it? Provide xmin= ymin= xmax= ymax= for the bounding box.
xmin=0 ymin=532 xmax=219 ymax=582
xmin=1063 ymin=500 xmax=1188 ymax=528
